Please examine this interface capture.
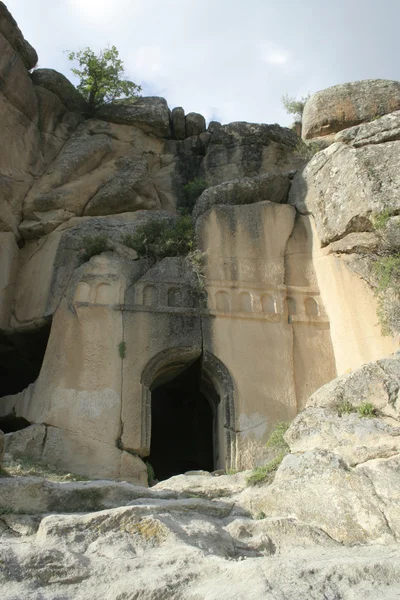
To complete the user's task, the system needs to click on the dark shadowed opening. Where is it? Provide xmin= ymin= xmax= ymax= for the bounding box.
xmin=0 ymin=320 xmax=51 ymax=398
xmin=148 ymin=358 xmax=214 ymax=481
xmin=0 ymin=415 xmax=31 ymax=433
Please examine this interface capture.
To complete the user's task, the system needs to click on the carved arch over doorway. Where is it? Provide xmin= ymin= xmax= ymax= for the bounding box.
xmin=140 ymin=347 xmax=237 ymax=470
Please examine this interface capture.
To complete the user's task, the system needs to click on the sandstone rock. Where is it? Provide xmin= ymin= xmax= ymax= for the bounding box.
xmin=306 ymin=353 xmax=400 ymax=419
xmin=192 ymin=173 xmax=290 ymax=219
xmin=384 ymin=215 xmax=400 ymax=250
xmin=241 ymin=450 xmax=395 ymax=545
xmin=0 ymin=2 xmax=37 ymax=69
xmin=356 ymin=454 xmax=400 ymax=538
xmin=285 ymin=407 xmax=400 ymax=466
xmin=200 ymin=122 xmax=304 ymax=186
xmin=0 ymin=428 xmax=4 ymax=465
xmin=31 ymin=68 xmax=88 ymax=113
xmin=185 ymin=111 xmax=206 ymax=137
xmin=326 ymin=232 xmax=379 ymax=254
xmin=0 ymin=232 xmax=18 ymax=328
xmin=19 ymin=209 xmax=76 ymax=239
xmin=96 ymin=96 xmax=171 ymax=137
xmin=171 ymin=106 xmax=185 ymax=139
xmin=153 ymin=471 xmax=249 ymax=499
xmin=40 ymin=425 xmax=148 ymax=485
xmin=289 ymin=140 xmax=400 ymax=245
xmin=302 ymin=79 xmax=400 ymax=140
xmin=335 ymin=109 xmax=400 ymax=147
xmin=22 ymin=119 xmax=168 ymax=235
xmin=0 ymin=32 xmax=40 ymax=234
xmin=83 ymin=156 xmax=161 ymax=216
xmin=0 ymin=477 xmax=152 ymax=514
xmin=5 ymin=423 xmax=46 ymax=460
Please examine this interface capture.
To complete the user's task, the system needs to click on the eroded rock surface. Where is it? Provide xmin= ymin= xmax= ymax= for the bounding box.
xmin=302 ymin=79 xmax=400 ymax=140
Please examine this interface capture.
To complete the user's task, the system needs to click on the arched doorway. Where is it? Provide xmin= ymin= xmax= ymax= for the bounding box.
xmin=141 ymin=349 xmax=236 ymax=481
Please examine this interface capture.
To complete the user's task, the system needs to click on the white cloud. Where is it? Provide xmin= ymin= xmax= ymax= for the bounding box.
xmin=134 ymin=46 xmax=164 ymax=76
xmin=260 ymin=42 xmax=290 ymax=66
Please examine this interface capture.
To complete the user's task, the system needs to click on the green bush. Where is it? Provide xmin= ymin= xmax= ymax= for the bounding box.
xmin=118 ymin=341 xmax=126 ymax=359
xmin=281 ymin=93 xmax=310 ymax=122
xmin=146 ymin=462 xmax=155 ymax=486
xmin=123 ymin=215 xmax=196 ymax=262
xmin=373 ymin=209 xmax=392 ymax=231
xmin=358 ymin=402 xmax=378 ymax=418
xmin=373 ymin=252 xmax=400 ymax=336
xmin=295 ymin=139 xmax=323 ymax=160
xmin=337 ymin=400 xmax=355 ymax=417
xmin=265 ymin=422 xmax=290 ymax=451
xmin=246 ymin=451 xmax=286 ymax=486
xmin=183 ymin=178 xmax=208 ymax=213
xmin=81 ymin=234 xmax=109 ymax=262
xmin=246 ymin=422 xmax=290 ymax=487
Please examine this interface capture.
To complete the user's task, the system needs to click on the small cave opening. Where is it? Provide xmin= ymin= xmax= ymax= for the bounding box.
xmin=0 ymin=320 xmax=52 ymax=399
xmin=148 ymin=358 xmax=216 ymax=482
xmin=0 ymin=415 xmax=31 ymax=433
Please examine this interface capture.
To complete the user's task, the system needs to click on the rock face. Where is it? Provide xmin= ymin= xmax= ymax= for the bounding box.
xmin=0 ymin=2 xmax=37 ymax=69
xmin=200 ymin=121 xmax=304 ymax=185
xmin=192 ymin=172 xmax=291 ymax=219
xmin=31 ymin=68 xmax=88 ymax=113
xmin=0 ymin=4 xmax=398 ymax=489
xmin=290 ymin=136 xmax=400 ymax=246
xmin=0 ymin=356 xmax=400 ymax=598
xmin=0 ymin=428 xmax=4 ymax=466
xmin=185 ymin=111 xmax=206 ymax=137
xmin=96 ymin=96 xmax=171 ymax=137
xmin=171 ymin=106 xmax=186 ymax=139
xmin=289 ymin=109 xmax=400 ymax=364
xmin=302 ymin=79 xmax=400 ymax=139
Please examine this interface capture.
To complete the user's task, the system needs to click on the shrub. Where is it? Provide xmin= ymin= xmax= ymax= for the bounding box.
xmin=281 ymin=93 xmax=310 ymax=122
xmin=246 ymin=451 xmax=287 ymax=486
xmin=246 ymin=422 xmax=291 ymax=486
xmin=265 ymin=421 xmax=290 ymax=451
xmin=337 ymin=400 xmax=355 ymax=417
xmin=373 ymin=209 xmax=392 ymax=231
xmin=123 ymin=215 xmax=196 ymax=263
xmin=146 ymin=462 xmax=155 ymax=486
xmin=358 ymin=402 xmax=378 ymax=418
xmin=81 ymin=234 xmax=109 ymax=262
xmin=373 ymin=252 xmax=400 ymax=336
xmin=185 ymin=249 xmax=206 ymax=289
xmin=118 ymin=341 xmax=126 ymax=359
xmin=183 ymin=178 xmax=208 ymax=213
xmin=295 ymin=139 xmax=323 ymax=160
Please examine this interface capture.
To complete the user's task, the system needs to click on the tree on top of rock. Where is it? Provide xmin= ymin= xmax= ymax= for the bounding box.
xmin=67 ymin=45 xmax=142 ymax=114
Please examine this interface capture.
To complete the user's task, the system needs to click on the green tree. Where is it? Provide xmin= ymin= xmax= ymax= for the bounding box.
xmin=67 ymin=45 xmax=142 ymax=114
xmin=281 ymin=93 xmax=310 ymax=122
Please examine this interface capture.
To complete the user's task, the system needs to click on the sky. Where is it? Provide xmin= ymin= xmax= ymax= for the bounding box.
xmin=5 ymin=0 xmax=400 ymax=126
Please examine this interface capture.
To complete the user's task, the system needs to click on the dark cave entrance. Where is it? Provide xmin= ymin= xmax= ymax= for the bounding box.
xmin=0 ymin=320 xmax=52 ymax=399
xmin=148 ymin=358 xmax=216 ymax=481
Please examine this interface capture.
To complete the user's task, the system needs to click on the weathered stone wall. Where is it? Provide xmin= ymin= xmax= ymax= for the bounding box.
xmin=0 ymin=4 xmax=398 ymax=480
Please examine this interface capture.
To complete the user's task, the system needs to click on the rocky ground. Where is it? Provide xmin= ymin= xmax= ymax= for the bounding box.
xmin=1 ymin=353 xmax=399 ymax=599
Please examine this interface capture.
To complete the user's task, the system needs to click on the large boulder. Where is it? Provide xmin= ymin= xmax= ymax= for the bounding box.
xmin=302 ymin=79 xmax=400 ymax=140
xmin=289 ymin=115 xmax=400 ymax=245
xmin=199 ymin=122 xmax=304 ymax=186
xmin=31 ymin=68 xmax=88 ymax=113
xmin=96 ymin=96 xmax=171 ymax=138
xmin=171 ymin=106 xmax=186 ymax=139
xmin=185 ymin=112 xmax=206 ymax=137
xmin=21 ymin=119 xmax=167 ymax=236
xmin=0 ymin=1 xmax=37 ymax=69
xmin=193 ymin=173 xmax=291 ymax=219
xmin=285 ymin=353 xmax=400 ymax=465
